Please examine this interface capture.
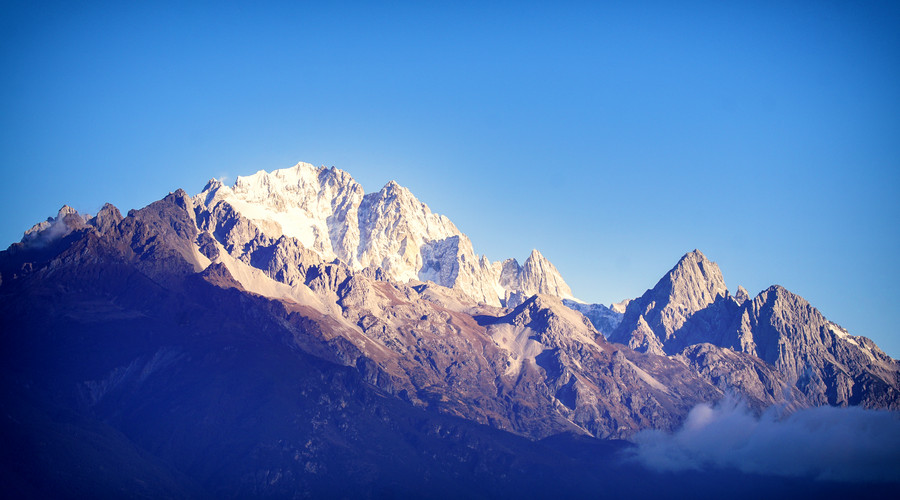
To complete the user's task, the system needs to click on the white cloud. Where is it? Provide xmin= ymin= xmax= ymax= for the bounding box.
xmin=628 ymin=398 xmax=900 ymax=483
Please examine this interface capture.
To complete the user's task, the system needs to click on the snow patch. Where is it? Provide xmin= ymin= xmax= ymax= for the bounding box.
xmin=193 ymin=161 xmax=579 ymax=308
xmin=829 ymin=322 xmax=879 ymax=363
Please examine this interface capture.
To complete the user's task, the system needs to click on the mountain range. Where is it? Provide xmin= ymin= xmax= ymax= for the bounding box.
xmin=2 ymin=161 xmax=897 ymax=497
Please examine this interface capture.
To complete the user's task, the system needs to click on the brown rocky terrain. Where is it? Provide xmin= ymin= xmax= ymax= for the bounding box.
xmin=2 ymin=176 xmax=898 ymax=496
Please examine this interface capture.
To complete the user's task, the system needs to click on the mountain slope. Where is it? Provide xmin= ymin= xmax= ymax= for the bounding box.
xmin=195 ymin=162 xmax=573 ymax=306
xmin=3 ymin=188 xmax=722 ymax=441
xmin=5 ymin=191 xmax=873 ymax=497
xmin=611 ymin=250 xmax=900 ymax=410
xmin=562 ymin=299 xmax=623 ymax=337
xmin=4 ymin=259 xmax=877 ymax=498
xmin=3 ymin=162 xmax=899 ymax=496
xmin=723 ymin=285 xmax=899 ymax=408
xmin=609 ymin=249 xmax=732 ymax=354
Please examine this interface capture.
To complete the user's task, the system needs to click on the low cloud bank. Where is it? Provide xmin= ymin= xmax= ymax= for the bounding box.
xmin=628 ymin=399 xmax=900 ymax=482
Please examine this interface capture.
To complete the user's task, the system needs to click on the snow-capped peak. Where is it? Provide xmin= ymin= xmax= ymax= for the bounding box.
xmin=193 ymin=161 xmax=577 ymax=306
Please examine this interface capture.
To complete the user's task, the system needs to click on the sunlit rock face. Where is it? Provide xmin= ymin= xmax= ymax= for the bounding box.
xmin=610 ymin=249 xmax=729 ymax=354
xmin=194 ymin=162 xmax=573 ymax=307
xmin=611 ymin=250 xmax=900 ymax=412
xmin=724 ymin=285 xmax=899 ymax=409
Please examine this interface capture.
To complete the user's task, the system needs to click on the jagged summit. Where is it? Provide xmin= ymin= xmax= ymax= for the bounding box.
xmin=519 ymin=249 xmax=574 ymax=298
xmin=20 ymin=204 xmax=91 ymax=246
xmin=609 ymin=249 xmax=729 ymax=354
xmin=662 ymin=249 xmax=728 ymax=305
xmin=203 ymin=178 xmax=224 ymax=191
xmin=193 ymin=161 xmax=576 ymax=306
xmin=609 ymin=250 xmax=899 ymax=410
xmin=58 ymin=205 xmax=78 ymax=217
xmin=365 ymin=179 xmax=413 ymax=205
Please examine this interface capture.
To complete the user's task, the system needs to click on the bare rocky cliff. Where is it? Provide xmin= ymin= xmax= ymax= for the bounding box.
xmin=611 ymin=250 xmax=900 ymax=411
xmin=610 ymin=249 xmax=731 ymax=354
xmin=194 ymin=162 xmax=574 ymax=307
xmin=724 ymin=285 xmax=899 ymax=408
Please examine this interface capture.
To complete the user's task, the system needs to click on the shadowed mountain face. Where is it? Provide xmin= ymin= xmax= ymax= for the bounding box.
xmin=0 ymin=190 xmax=714 ymax=496
xmin=609 ymin=250 xmax=731 ymax=355
xmin=0 ymin=194 xmax=590 ymax=497
xmin=610 ymin=250 xmax=899 ymax=411
xmin=2 ymin=167 xmax=899 ymax=496
xmin=1 ymin=191 xmax=721 ymax=443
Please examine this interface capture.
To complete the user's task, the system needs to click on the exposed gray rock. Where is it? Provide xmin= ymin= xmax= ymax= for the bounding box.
xmin=88 ymin=203 xmax=123 ymax=234
xmin=499 ymin=249 xmax=574 ymax=301
xmin=676 ymin=343 xmax=811 ymax=412
xmin=562 ymin=299 xmax=623 ymax=337
xmin=628 ymin=315 xmax=666 ymax=356
xmin=610 ymin=299 xmax=631 ymax=314
xmin=21 ymin=205 xmax=90 ymax=246
xmin=250 ymin=235 xmax=324 ymax=287
xmin=722 ymin=285 xmax=900 ymax=409
xmin=612 ymin=250 xmax=900 ymax=412
xmin=610 ymin=249 xmax=731 ymax=354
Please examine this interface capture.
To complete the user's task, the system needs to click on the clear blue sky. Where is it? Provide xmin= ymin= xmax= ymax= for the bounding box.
xmin=2 ymin=1 xmax=898 ymax=356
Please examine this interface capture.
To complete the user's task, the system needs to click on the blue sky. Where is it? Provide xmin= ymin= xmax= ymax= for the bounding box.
xmin=2 ymin=1 xmax=898 ymax=355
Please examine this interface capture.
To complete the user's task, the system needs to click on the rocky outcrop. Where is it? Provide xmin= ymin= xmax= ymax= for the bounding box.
xmin=722 ymin=285 xmax=900 ymax=408
xmin=477 ymin=294 xmax=720 ymax=437
xmin=609 ymin=250 xmax=732 ymax=354
xmin=20 ymin=205 xmax=90 ymax=247
xmin=499 ymin=249 xmax=574 ymax=306
xmin=612 ymin=250 xmax=900 ymax=412
xmin=329 ymin=271 xmax=719 ymax=438
xmin=676 ymin=343 xmax=811 ymax=412
xmin=88 ymin=203 xmax=124 ymax=234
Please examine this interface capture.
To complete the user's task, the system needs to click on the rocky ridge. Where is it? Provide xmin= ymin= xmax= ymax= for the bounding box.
xmin=195 ymin=162 xmax=574 ymax=306
xmin=610 ymin=250 xmax=899 ymax=411
xmin=9 ymin=166 xmax=898 ymax=421
xmin=10 ymin=167 xmax=898 ymax=421
xmin=4 ymin=164 xmax=900 ymax=497
xmin=561 ymin=299 xmax=623 ymax=337
xmin=3 ymin=188 xmax=723 ymax=440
